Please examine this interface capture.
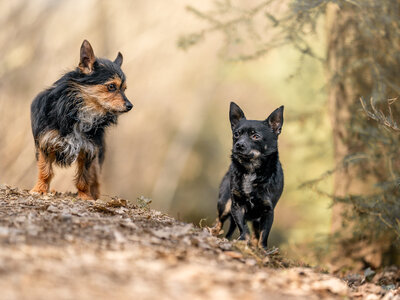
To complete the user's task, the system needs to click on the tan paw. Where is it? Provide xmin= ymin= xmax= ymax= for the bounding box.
xmin=78 ymin=191 xmax=94 ymax=200
xmin=209 ymin=221 xmax=223 ymax=236
xmin=30 ymin=187 xmax=47 ymax=195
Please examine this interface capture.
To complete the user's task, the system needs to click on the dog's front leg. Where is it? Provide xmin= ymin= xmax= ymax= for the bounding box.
xmin=251 ymin=219 xmax=261 ymax=246
xmin=258 ymin=208 xmax=274 ymax=250
xmin=31 ymin=151 xmax=55 ymax=195
xmin=231 ymin=202 xmax=249 ymax=240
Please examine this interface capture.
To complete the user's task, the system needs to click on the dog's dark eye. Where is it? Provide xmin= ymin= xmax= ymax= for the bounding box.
xmin=251 ymin=133 xmax=261 ymax=140
xmin=233 ymin=131 xmax=240 ymax=138
xmin=107 ymin=83 xmax=117 ymax=92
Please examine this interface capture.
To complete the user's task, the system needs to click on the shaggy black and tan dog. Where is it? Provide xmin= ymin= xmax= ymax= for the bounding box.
xmin=30 ymin=40 xmax=132 ymax=200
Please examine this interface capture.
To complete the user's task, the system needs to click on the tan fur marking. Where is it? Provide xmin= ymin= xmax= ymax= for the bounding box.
xmin=221 ymin=198 xmax=232 ymax=218
xmin=121 ymin=82 xmax=127 ymax=91
xmin=258 ymin=229 xmax=265 ymax=248
xmin=210 ymin=218 xmax=223 ymax=236
xmin=76 ymin=76 xmax=126 ymax=114
xmin=30 ymin=151 xmax=55 ymax=195
xmin=106 ymin=76 xmax=122 ymax=88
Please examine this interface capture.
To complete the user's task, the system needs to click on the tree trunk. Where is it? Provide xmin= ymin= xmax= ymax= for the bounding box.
xmin=325 ymin=2 xmax=400 ymax=269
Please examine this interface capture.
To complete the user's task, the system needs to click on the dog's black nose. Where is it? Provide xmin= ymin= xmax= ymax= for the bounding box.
xmin=235 ymin=142 xmax=245 ymax=151
xmin=125 ymin=101 xmax=133 ymax=111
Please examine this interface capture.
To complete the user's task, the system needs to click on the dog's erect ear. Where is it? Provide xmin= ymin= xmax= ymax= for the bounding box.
xmin=265 ymin=106 xmax=284 ymax=135
xmin=114 ymin=52 xmax=123 ymax=67
xmin=79 ymin=40 xmax=96 ymax=74
xmin=229 ymin=102 xmax=246 ymax=129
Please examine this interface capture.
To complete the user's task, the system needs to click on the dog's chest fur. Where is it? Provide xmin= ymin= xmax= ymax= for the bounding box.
xmin=230 ymin=154 xmax=283 ymax=216
xmin=242 ymin=173 xmax=257 ymax=195
xmin=40 ymin=126 xmax=96 ymax=166
xmin=39 ymin=110 xmax=110 ymax=166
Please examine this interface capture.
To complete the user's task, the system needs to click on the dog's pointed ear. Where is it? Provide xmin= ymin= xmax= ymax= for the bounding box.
xmin=114 ymin=52 xmax=123 ymax=67
xmin=265 ymin=106 xmax=284 ymax=135
xmin=229 ymin=102 xmax=246 ymax=129
xmin=79 ymin=40 xmax=96 ymax=74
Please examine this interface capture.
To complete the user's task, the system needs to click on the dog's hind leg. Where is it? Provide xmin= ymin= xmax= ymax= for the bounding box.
xmin=225 ymin=216 xmax=236 ymax=239
xmin=210 ymin=197 xmax=232 ymax=236
xmin=30 ymin=151 xmax=55 ymax=195
xmin=88 ymin=157 xmax=100 ymax=200
xmin=75 ymin=152 xmax=94 ymax=200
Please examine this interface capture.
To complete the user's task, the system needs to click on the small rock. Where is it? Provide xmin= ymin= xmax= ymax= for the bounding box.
xmin=382 ymin=284 xmax=396 ymax=291
xmin=120 ymin=219 xmax=138 ymax=229
xmin=224 ymin=251 xmax=243 ymax=259
xmin=47 ymin=205 xmax=59 ymax=213
xmin=364 ymin=267 xmax=376 ymax=282
xmin=152 ymin=229 xmax=171 ymax=239
xmin=26 ymin=224 xmax=39 ymax=236
xmin=106 ymin=198 xmax=127 ymax=208
xmin=15 ymin=215 xmax=26 ymax=223
xmin=27 ymin=212 xmax=38 ymax=220
xmin=173 ymin=224 xmax=193 ymax=237
xmin=70 ymin=208 xmax=84 ymax=217
xmin=311 ymin=278 xmax=348 ymax=295
xmin=0 ymin=227 xmax=10 ymax=237
xmin=113 ymin=230 xmax=126 ymax=243
xmin=365 ymin=295 xmax=380 ymax=300
xmin=60 ymin=213 xmax=72 ymax=221
xmin=115 ymin=207 xmax=126 ymax=214
xmin=65 ymin=234 xmax=74 ymax=242
xmin=198 ymin=241 xmax=211 ymax=250
xmin=345 ymin=273 xmax=363 ymax=286
xmin=263 ymin=256 xmax=270 ymax=264
xmin=218 ymin=242 xmax=232 ymax=251
xmin=246 ymin=259 xmax=257 ymax=266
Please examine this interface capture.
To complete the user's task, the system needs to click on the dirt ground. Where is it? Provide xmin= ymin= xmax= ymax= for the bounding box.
xmin=0 ymin=185 xmax=398 ymax=300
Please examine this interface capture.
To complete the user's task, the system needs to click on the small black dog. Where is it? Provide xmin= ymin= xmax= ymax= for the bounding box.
xmin=30 ymin=40 xmax=132 ymax=200
xmin=212 ymin=102 xmax=284 ymax=250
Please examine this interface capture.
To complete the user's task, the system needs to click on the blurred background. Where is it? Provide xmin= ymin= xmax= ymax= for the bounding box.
xmin=1 ymin=0 xmax=398 ymax=268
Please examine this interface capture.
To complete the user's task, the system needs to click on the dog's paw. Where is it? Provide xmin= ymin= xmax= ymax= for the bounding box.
xmin=77 ymin=191 xmax=94 ymax=200
xmin=259 ymin=246 xmax=279 ymax=256
xmin=29 ymin=187 xmax=47 ymax=196
xmin=238 ymin=233 xmax=251 ymax=241
xmin=208 ymin=220 xmax=223 ymax=236
xmin=208 ymin=226 xmax=223 ymax=236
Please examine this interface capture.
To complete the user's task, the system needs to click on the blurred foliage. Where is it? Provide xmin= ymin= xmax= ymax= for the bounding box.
xmin=178 ymin=0 xmax=326 ymax=61
xmin=179 ymin=0 xmax=400 ymax=265
xmin=179 ymin=0 xmax=333 ymax=254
